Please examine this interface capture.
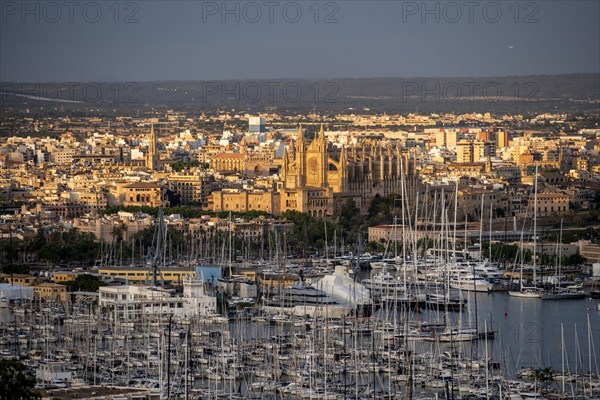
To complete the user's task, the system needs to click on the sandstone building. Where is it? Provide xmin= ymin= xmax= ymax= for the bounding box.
xmin=211 ymin=125 xmax=418 ymax=217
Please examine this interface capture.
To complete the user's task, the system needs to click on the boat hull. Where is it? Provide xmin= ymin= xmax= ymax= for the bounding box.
xmin=540 ymin=292 xmax=586 ymax=300
xmin=262 ymin=304 xmax=353 ymax=318
xmin=449 ymin=282 xmax=493 ymax=292
xmin=508 ymin=290 xmax=541 ymax=298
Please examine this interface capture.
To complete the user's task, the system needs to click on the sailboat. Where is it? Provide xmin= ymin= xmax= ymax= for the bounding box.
xmin=541 ymin=219 xmax=586 ymax=300
xmin=540 ymin=286 xmax=586 ymax=300
xmin=509 ymin=165 xmax=543 ymax=298
xmin=589 ymin=279 xmax=600 ymax=298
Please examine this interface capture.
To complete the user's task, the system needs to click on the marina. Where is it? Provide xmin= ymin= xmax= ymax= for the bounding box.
xmin=1 ymin=264 xmax=599 ymax=400
xmin=2 ymin=0 xmax=599 ymax=398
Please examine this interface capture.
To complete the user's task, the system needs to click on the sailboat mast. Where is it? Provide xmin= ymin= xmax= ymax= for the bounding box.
xmin=453 ymin=180 xmax=458 ymax=257
xmin=228 ymin=212 xmax=233 ymax=277
xmin=533 ymin=164 xmax=538 ymax=286
xmin=587 ymin=312 xmax=593 ymax=397
xmin=558 ymin=218 xmax=563 ymax=288
xmin=152 ymin=209 xmax=164 ymax=286
xmin=489 ymin=202 xmax=493 ymax=262
xmin=400 ymin=158 xmax=407 ymax=292
xmin=561 ymin=323 xmax=565 ymax=397
xmin=479 ymin=194 xmax=485 ymax=262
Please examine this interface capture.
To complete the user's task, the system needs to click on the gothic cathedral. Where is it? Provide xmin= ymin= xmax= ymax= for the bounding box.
xmin=279 ymin=125 xmax=417 ymax=217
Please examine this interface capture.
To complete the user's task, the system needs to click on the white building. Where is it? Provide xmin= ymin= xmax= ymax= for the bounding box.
xmin=0 ymin=283 xmax=34 ymax=302
xmin=249 ymin=116 xmax=266 ymax=133
xmin=98 ymin=275 xmax=217 ymax=320
xmin=36 ymin=361 xmax=72 ymax=385
xmin=130 ymin=148 xmax=145 ymax=160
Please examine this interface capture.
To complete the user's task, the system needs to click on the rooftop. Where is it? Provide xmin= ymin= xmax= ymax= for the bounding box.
xmin=122 ymin=182 xmax=161 ymax=189
xmin=42 ymin=386 xmax=158 ymax=400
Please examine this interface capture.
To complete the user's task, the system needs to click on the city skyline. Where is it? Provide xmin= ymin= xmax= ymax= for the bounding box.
xmin=1 ymin=0 xmax=600 ymax=398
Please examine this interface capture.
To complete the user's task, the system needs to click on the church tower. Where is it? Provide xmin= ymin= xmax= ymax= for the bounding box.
xmin=296 ymin=124 xmax=306 ymax=188
xmin=239 ymin=138 xmax=248 ymax=154
xmin=339 ymin=145 xmax=348 ymax=192
xmin=146 ymin=124 xmax=159 ymax=170
xmin=305 ymin=124 xmax=329 ymax=188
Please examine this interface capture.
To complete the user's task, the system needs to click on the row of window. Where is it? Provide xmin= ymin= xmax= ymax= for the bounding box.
xmin=108 ymin=272 xmax=191 ymax=278
xmin=308 ymin=199 xmax=328 ymax=207
xmin=537 ymin=206 xmax=567 ymax=212
xmin=129 ymin=194 xmax=157 ymax=202
xmin=106 ymin=300 xmax=185 ymax=309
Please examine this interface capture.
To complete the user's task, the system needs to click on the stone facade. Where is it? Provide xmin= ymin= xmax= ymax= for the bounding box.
xmin=210 ymin=125 xmax=418 ymax=217
xmin=278 ymin=125 xmax=418 ymax=217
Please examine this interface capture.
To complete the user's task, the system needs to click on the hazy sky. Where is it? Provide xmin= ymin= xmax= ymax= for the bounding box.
xmin=1 ymin=0 xmax=598 ymax=82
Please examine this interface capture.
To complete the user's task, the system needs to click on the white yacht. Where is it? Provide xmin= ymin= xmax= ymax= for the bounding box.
xmin=263 ymin=280 xmax=353 ymax=318
xmin=361 ymin=269 xmax=406 ymax=294
xmin=449 ymin=273 xmax=494 ymax=292
xmin=508 ymin=285 xmax=543 ymax=298
xmin=473 ymin=264 xmax=504 ymax=280
xmin=434 ymin=327 xmax=478 ymax=342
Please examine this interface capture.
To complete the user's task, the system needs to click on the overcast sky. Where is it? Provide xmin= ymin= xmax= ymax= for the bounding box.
xmin=1 ymin=0 xmax=598 ymax=82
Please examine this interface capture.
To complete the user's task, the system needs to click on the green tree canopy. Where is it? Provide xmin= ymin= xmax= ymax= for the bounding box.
xmin=0 ymin=360 xmax=40 ymax=400
xmin=61 ymin=274 xmax=107 ymax=292
xmin=37 ymin=229 xmax=100 ymax=264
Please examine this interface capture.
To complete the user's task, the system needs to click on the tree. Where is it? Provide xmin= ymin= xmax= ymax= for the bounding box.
xmin=29 ymin=230 xmax=46 ymax=253
xmin=338 ymin=199 xmax=362 ymax=244
xmin=165 ymin=189 xmax=181 ymax=207
xmin=562 ymin=254 xmax=586 ymax=266
xmin=365 ymin=241 xmax=385 ymax=253
xmin=62 ymin=274 xmax=107 ymax=292
xmin=0 ymin=360 xmax=40 ymax=400
xmin=532 ymin=367 xmax=554 ymax=390
xmin=37 ymin=229 xmax=100 ymax=264
xmin=0 ymin=265 xmax=30 ymax=275
xmin=171 ymin=160 xmax=201 ymax=172
xmin=130 ymin=225 xmax=161 ymax=262
xmin=281 ymin=210 xmax=335 ymax=254
xmin=481 ymin=242 xmax=531 ymax=264
xmin=416 ymin=237 xmax=434 ymax=256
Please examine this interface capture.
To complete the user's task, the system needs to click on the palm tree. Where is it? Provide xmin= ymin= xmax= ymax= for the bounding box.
xmin=533 ymin=367 xmax=555 ymax=390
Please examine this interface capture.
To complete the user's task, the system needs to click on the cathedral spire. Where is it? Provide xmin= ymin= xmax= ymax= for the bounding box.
xmin=319 ymin=124 xmax=327 ymax=152
xmin=340 ymin=145 xmax=348 ymax=168
xmin=146 ymin=124 xmax=159 ymax=170
xmin=297 ymin=124 xmax=305 ymax=187
xmin=340 ymin=145 xmax=348 ymax=191
xmin=283 ymin=146 xmax=289 ymax=178
xmin=149 ymin=124 xmax=155 ymax=148
xmin=297 ymin=124 xmax=304 ymax=145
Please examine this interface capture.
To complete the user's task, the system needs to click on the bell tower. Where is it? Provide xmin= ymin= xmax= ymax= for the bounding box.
xmin=296 ymin=124 xmax=306 ymax=187
xmin=305 ymin=124 xmax=329 ymax=188
xmin=146 ymin=124 xmax=159 ymax=170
